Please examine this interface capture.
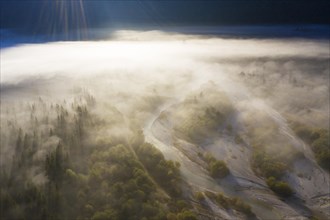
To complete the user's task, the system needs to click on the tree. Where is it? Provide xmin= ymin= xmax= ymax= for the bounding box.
xmin=209 ymin=160 xmax=229 ymax=178
xmin=177 ymin=210 xmax=198 ymax=220
xmin=45 ymin=143 xmax=66 ymax=185
xmin=266 ymin=177 xmax=293 ymax=197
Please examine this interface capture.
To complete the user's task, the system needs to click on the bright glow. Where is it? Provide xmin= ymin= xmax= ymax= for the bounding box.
xmin=1 ymin=31 xmax=328 ymax=84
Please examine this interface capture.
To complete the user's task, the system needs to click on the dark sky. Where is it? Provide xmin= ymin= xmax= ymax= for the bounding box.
xmin=1 ymin=1 xmax=330 ymax=26
xmin=0 ymin=0 xmax=329 ymax=39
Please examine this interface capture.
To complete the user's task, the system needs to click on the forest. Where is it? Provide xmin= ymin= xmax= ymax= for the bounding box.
xmin=0 ymin=94 xmax=199 ymax=220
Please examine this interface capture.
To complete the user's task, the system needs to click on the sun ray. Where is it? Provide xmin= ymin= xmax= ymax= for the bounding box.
xmin=35 ymin=0 xmax=89 ymax=40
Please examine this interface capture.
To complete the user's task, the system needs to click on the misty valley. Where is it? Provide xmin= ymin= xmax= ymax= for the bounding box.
xmin=0 ymin=31 xmax=329 ymax=220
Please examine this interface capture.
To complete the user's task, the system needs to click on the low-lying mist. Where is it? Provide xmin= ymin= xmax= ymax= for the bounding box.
xmin=1 ymin=30 xmax=329 ymax=220
xmin=2 ymin=30 xmax=328 ymax=129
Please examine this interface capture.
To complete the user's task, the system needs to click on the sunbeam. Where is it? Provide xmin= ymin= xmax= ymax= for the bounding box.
xmin=38 ymin=0 xmax=88 ymax=40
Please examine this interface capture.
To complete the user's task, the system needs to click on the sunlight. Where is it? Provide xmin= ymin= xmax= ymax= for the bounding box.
xmin=1 ymin=0 xmax=330 ymax=219
xmin=1 ymin=31 xmax=328 ymax=84
xmin=39 ymin=0 xmax=88 ymax=39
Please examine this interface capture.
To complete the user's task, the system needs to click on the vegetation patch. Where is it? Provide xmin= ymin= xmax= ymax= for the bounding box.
xmin=203 ymin=191 xmax=254 ymax=217
xmin=251 ymin=146 xmax=293 ymax=197
xmin=203 ymin=153 xmax=230 ymax=179
xmin=266 ymin=177 xmax=293 ymax=198
xmin=173 ymin=85 xmax=234 ymax=143
xmin=134 ymin=142 xmax=182 ymax=197
xmin=292 ymin=124 xmax=329 ymax=171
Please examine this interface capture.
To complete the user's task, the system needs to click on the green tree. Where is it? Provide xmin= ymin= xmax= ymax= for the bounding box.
xmin=177 ymin=210 xmax=198 ymax=220
xmin=266 ymin=177 xmax=293 ymax=197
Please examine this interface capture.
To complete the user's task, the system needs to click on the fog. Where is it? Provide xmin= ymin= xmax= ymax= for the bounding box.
xmin=1 ymin=31 xmax=329 ymax=83
xmin=1 ymin=30 xmax=329 ymax=220
xmin=4 ymin=31 xmax=328 ymax=124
